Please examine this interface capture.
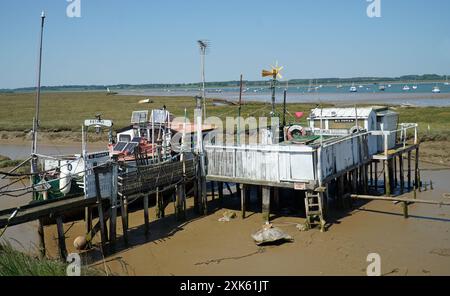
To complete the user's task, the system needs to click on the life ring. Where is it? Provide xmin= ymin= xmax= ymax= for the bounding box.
xmin=350 ymin=126 xmax=364 ymax=134
xmin=287 ymin=125 xmax=306 ymax=141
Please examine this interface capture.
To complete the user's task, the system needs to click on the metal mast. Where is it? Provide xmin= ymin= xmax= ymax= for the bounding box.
xmin=197 ymin=40 xmax=209 ymax=120
xmin=31 ymin=11 xmax=46 ymax=177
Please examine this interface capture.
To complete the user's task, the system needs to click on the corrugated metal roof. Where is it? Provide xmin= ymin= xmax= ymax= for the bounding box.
xmin=309 ymin=107 xmax=374 ymax=119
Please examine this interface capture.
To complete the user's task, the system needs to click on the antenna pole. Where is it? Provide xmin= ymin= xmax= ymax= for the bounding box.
xmin=271 ymin=75 xmax=276 ymax=117
xmin=282 ymin=85 xmax=287 ymax=127
xmin=237 ymin=74 xmax=243 ymax=145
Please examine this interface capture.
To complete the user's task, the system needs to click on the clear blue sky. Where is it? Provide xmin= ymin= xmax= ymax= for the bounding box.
xmin=1 ymin=0 xmax=450 ymax=89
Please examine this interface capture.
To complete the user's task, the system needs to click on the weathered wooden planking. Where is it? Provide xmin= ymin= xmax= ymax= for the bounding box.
xmin=0 ymin=196 xmax=99 ymax=228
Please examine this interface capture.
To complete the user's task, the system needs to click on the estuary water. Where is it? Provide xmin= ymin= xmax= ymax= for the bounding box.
xmin=119 ymin=82 xmax=450 ymax=107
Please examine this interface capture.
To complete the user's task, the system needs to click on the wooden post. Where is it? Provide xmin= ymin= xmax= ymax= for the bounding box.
xmin=384 ymin=159 xmax=391 ymax=197
xmin=193 ymin=175 xmax=199 ymax=214
xmin=176 ymin=184 xmax=186 ymax=221
xmin=407 ymin=151 xmax=412 ymax=190
xmin=55 ymin=216 xmax=67 ymax=261
xmin=402 ymin=202 xmax=409 ymax=219
xmin=201 ymin=176 xmax=208 ymax=216
xmin=37 ymin=218 xmax=46 ymax=258
xmin=218 ymin=182 xmax=224 ymax=204
xmin=415 ymin=147 xmax=420 ymax=190
xmin=394 ymin=156 xmax=398 ymax=188
xmin=119 ymin=194 xmax=129 ymax=245
xmin=211 ymin=181 xmax=215 ymax=201
xmin=369 ymin=162 xmax=373 ymax=186
xmin=85 ymin=207 xmax=92 ymax=237
xmin=109 ymin=163 xmax=118 ymax=248
xmin=240 ymin=184 xmax=246 ymax=219
xmin=262 ymin=186 xmax=271 ymax=222
xmin=374 ymin=161 xmax=378 ymax=191
xmin=156 ymin=187 xmax=164 ymax=218
xmin=143 ymin=194 xmax=149 ymax=235
xmin=338 ymin=176 xmax=345 ymax=209
xmin=352 ymin=169 xmax=358 ymax=193
xmin=273 ymin=187 xmax=280 ymax=211
xmin=399 ymin=154 xmax=404 ymax=194
xmin=94 ymin=168 xmax=108 ymax=250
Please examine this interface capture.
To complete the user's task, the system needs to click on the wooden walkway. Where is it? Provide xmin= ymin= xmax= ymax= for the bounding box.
xmin=0 ymin=196 xmax=99 ymax=228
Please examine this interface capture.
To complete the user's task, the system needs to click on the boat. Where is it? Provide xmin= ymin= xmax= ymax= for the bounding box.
xmin=444 ymin=76 xmax=449 ymax=86
xmin=378 ymin=85 xmax=386 ymax=91
xmin=432 ymin=85 xmax=441 ymax=93
xmin=402 ymin=85 xmax=410 ymax=91
xmin=349 ymin=84 xmax=357 ymax=93
xmin=412 ymin=85 xmax=418 ymax=90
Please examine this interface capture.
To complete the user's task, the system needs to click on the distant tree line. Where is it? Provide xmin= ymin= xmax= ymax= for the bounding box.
xmin=1 ymin=74 xmax=448 ymax=93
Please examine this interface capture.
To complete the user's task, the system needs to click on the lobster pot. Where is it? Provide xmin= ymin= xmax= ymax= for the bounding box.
xmin=84 ymin=151 xmax=115 ymax=199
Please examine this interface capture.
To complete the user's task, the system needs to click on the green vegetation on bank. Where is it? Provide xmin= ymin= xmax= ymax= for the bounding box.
xmin=0 ymin=92 xmax=449 ymax=141
xmin=0 ymin=243 xmax=102 ymax=276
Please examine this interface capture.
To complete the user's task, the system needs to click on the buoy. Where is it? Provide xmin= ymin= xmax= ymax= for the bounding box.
xmin=73 ymin=236 xmax=87 ymax=250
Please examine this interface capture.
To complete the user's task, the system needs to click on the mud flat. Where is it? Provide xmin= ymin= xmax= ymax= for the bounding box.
xmin=38 ymin=166 xmax=450 ymax=276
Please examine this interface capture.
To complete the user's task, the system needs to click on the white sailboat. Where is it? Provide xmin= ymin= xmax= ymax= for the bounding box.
xmin=349 ymin=83 xmax=357 ymax=93
xmin=432 ymin=84 xmax=441 ymax=93
xmin=444 ymin=76 xmax=449 ymax=86
xmin=402 ymin=85 xmax=410 ymax=91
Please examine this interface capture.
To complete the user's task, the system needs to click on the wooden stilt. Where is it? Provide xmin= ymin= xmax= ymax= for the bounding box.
xmin=374 ymin=161 xmax=378 ymax=191
xmin=394 ymin=156 xmax=398 ymax=188
xmin=55 ymin=216 xmax=67 ymax=261
xmin=85 ymin=207 xmax=92 ymax=236
xmin=273 ymin=187 xmax=280 ymax=211
xmin=218 ymin=182 xmax=224 ymax=204
xmin=240 ymin=184 xmax=246 ymax=219
xmin=352 ymin=169 xmax=357 ymax=193
xmin=119 ymin=194 xmax=128 ymax=245
xmin=143 ymin=194 xmax=149 ymax=235
xmin=399 ymin=154 xmax=404 ymax=194
xmin=415 ymin=147 xmax=420 ymax=190
xmin=407 ymin=151 xmax=412 ymax=190
xmin=37 ymin=218 xmax=46 ymax=258
xmin=338 ymin=176 xmax=345 ymax=209
xmin=402 ymin=202 xmax=409 ymax=219
xmin=384 ymin=159 xmax=391 ymax=197
xmin=109 ymin=205 xmax=117 ymax=249
xmin=211 ymin=181 xmax=215 ymax=201
xmin=262 ymin=186 xmax=271 ymax=222
xmin=201 ymin=176 xmax=208 ymax=216
xmin=94 ymin=169 xmax=107 ymax=250
xmin=369 ymin=162 xmax=373 ymax=186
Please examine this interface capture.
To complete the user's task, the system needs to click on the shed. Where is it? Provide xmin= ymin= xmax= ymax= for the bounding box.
xmin=308 ymin=107 xmax=378 ymax=154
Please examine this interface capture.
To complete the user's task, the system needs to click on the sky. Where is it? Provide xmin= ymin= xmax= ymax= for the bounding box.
xmin=0 ymin=0 xmax=450 ymax=89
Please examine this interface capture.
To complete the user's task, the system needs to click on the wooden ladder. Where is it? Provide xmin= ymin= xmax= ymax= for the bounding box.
xmin=304 ymin=190 xmax=326 ymax=232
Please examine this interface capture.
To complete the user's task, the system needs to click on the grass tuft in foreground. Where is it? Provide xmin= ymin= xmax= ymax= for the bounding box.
xmin=0 ymin=243 xmax=102 ymax=276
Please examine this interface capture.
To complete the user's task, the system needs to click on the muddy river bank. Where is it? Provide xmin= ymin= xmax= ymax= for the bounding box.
xmin=1 ymin=144 xmax=449 ymax=275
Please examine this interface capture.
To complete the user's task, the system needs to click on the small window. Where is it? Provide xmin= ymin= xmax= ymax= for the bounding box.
xmin=119 ymin=134 xmax=131 ymax=142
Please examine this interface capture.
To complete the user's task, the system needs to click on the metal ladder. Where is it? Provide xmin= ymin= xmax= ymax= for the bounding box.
xmin=304 ymin=190 xmax=326 ymax=232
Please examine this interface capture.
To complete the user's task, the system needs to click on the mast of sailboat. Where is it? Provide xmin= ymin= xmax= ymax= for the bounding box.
xmin=31 ymin=11 xmax=46 ymax=180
